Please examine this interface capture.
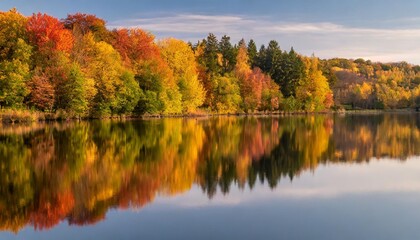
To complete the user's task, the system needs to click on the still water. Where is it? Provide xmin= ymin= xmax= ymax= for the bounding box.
xmin=0 ymin=114 xmax=420 ymax=239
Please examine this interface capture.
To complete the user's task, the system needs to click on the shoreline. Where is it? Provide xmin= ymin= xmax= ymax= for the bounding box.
xmin=1 ymin=108 xmax=419 ymax=124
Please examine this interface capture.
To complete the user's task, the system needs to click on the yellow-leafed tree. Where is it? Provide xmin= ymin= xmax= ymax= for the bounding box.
xmin=159 ymin=38 xmax=205 ymax=113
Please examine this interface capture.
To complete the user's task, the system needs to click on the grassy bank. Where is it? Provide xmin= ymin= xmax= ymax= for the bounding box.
xmin=0 ymin=109 xmax=78 ymax=123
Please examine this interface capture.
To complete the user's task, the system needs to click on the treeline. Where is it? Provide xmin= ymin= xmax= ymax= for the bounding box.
xmin=0 ymin=9 xmax=334 ymax=117
xmin=322 ymin=58 xmax=420 ymax=109
xmin=2 ymin=9 xmax=420 ymax=117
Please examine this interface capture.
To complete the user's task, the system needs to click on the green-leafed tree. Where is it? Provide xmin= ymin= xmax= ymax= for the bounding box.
xmin=0 ymin=9 xmax=32 ymax=108
xmin=114 ymin=71 xmax=141 ymax=115
xmin=62 ymin=64 xmax=92 ymax=116
xmin=212 ymin=75 xmax=242 ymax=113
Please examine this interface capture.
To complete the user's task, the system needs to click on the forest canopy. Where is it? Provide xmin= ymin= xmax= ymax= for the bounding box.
xmin=1 ymin=9 xmax=419 ymax=117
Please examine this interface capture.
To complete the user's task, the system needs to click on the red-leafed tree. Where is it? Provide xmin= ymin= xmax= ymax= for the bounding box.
xmin=26 ymin=13 xmax=74 ymax=53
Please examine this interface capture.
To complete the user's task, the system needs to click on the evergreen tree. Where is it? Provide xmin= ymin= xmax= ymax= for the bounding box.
xmin=266 ymin=40 xmax=282 ymax=73
xmin=256 ymin=45 xmax=268 ymax=72
xmin=276 ymin=48 xmax=306 ymax=98
xmin=219 ymin=35 xmax=236 ymax=75
xmin=204 ymin=33 xmax=220 ymax=76
xmin=247 ymin=39 xmax=258 ymax=68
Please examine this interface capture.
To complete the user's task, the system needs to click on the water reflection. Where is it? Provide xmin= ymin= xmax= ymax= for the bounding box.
xmin=0 ymin=114 xmax=419 ymax=232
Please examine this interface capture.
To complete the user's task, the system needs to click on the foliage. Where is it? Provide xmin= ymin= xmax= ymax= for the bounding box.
xmin=0 ymin=39 xmax=32 ymax=107
xmin=26 ymin=13 xmax=74 ymax=53
xmin=326 ymin=58 xmax=420 ymax=109
xmin=27 ymin=71 xmax=55 ymax=111
xmin=212 ymin=75 xmax=242 ymax=113
xmin=0 ymin=9 xmax=32 ymax=108
xmin=63 ymin=13 xmax=109 ymax=41
xmin=2 ymin=114 xmax=420 ymax=231
xmin=296 ymin=56 xmax=333 ymax=111
xmin=234 ymin=43 xmax=281 ymax=112
xmin=159 ymin=38 xmax=205 ymax=113
xmin=4 ymin=8 xmax=420 ymax=115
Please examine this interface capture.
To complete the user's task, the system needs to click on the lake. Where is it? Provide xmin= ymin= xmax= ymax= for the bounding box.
xmin=1 ymin=113 xmax=420 ymax=240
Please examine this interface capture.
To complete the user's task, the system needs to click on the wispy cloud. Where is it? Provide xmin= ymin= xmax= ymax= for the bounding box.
xmin=110 ymin=14 xmax=255 ymax=34
xmin=110 ymin=14 xmax=420 ymax=64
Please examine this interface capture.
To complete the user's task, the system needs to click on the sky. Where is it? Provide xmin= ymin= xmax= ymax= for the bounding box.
xmin=1 ymin=0 xmax=420 ymax=64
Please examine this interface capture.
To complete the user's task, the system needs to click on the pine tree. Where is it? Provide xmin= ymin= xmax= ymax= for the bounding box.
xmin=219 ymin=35 xmax=236 ymax=75
xmin=204 ymin=33 xmax=220 ymax=76
xmin=247 ymin=39 xmax=258 ymax=68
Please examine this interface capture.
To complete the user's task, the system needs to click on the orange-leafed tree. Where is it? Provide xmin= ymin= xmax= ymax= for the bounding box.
xmin=26 ymin=13 xmax=74 ymax=53
xmin=30 ymin=190 xmax=75 ymax=230
xmin=112 ymin=28 xmax=161 ymax=67
xmin=259 ymin=68 xmax=281 ymax=111
xmin=235 ymin=43 xmax=258 ymax=112
xmin=27 ymin=71 xmax=55 ymax=111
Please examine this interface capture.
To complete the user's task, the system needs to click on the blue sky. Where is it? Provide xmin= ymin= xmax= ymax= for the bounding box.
xmin=2 ymin=0 xmax=420 ymax=63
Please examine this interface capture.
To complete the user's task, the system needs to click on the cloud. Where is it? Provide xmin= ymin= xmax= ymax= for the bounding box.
xmin=149 ymin=157 xmax=420 ymax=210
xmin=110 ymin=14 xmax=420 ymax=64
xmin=110 ymin=14 xmax=255 ymax=35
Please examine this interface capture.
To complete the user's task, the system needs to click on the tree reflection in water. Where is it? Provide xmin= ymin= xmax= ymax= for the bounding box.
xmin=0 ymin=114 xmax=419 ymax=232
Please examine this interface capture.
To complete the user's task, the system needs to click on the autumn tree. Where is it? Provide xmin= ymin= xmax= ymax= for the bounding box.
xmin=25 ymin=13 xmax=78 ymax=112
xmin=42 ymin=52 xmax=74 ymax=111
xmin=212 ymin=76 xmax=242 ymax=113
xmin=112 ymin=28 xmax=181 ymax=114
xmin=87 ymin=38 xmax=123 ymax=115
xmin=114 ymin=71 xmax=142 ymax=115
xmin=27 ymin=71 xmax=55 ymax=111
xmin=351 ymin=82 xmax=374 ymax=109
xmin=26 ymin=13 xmax=74 ymax=54
xmin=258 ymin=69 xmax=282 ymax=111
xmin=111 ymin=28 xmax=160 ymax=68
xmin=62 ymin=64 xmax=91 ymax=116
xmin=0 ymin=9 xmax=32 ymax=108
xmin=235 ymin=42 xmax=260 ymax=112
xmin=296 ymin=56 xmax=333 ymax=111
xmin=62 ymin=13 xmax=109 ymax=41
xmin=159 ymin=38 xmax=206 ymax=113
xmin=375 ymin=67 xmax=411 ymax=109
